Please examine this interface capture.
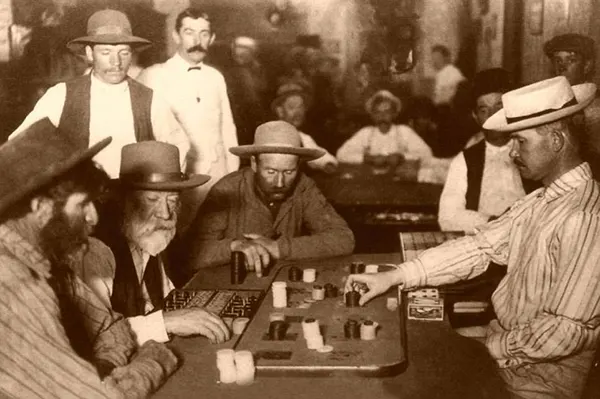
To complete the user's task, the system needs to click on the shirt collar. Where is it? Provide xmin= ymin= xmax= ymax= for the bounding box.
xmin=90 ymin=72 xmax=129 ymax=94
xmin=485 ymin=141 xmax=511 ymax=155
xmin=542 ymin=162 xmax=592 ymax=202
xmin=170 ymin=52 xmax=204 ymax=72
xmin=0 ymin=221 xmax=51 ymax=279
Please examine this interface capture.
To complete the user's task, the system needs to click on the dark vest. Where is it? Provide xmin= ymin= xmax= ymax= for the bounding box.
xmin=58 ymin=74 xmax=155 ymax=146
xmin=463 ymin=140 xmax=539 ymax=211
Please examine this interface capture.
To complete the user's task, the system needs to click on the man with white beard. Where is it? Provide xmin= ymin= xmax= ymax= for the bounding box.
xmin=77 ymin=141 xmax=230 ymax=345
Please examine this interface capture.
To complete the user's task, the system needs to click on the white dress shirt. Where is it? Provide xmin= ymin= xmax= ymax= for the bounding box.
xmin=300 ymin=132 xmax=338 ymax=170
xmin=433 ymin=64 xmax=465 ymax=105
xmin=336 ymin=124 xmax=433 ymax=164
xmin=137 ymin=53 xmax=239 ymax=178
xmin=10 ymin=73 xmax=189 ymax=178
xmin=77 ymin=238 xmax=174 ymax=346
xmin=439 ymin=141 xmax=526 ymax=233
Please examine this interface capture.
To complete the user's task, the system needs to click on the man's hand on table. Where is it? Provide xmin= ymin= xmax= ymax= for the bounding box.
xmin=230 ymin=237 xmax=275 ymax=277
xmin=345 ymin=271 xmax=401 ymax=306
xmin=163 ymin=308 xmax=231 ymax=343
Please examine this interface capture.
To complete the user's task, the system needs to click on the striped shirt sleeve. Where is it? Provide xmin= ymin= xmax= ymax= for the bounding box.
xmin=486 ymin=211 xmax=600 ymax=364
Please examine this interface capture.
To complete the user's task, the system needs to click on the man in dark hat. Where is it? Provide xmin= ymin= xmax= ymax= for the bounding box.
xmin=439 ymin=68 xmax=536 ymax=233
xmin=10 ymin=9 xmax=189 ymax=179
xmin=184 ymin=121 xmax=354 ymax=275
xmin=78 ymin=141 xmax=230 ymax=345
xmin=0 ymin=119 xmax=178 ymax=397
xmin=347 ymin=76 xmax=600 ymax=398
xmin=545 ymin=33 xmax=600 ymax=176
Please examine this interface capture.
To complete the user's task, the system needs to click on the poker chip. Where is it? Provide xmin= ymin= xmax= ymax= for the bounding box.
xmin=298 ymin=303 xmax=311 ymax=309
xmin=317 ymin=345 xmax=333 ymax=353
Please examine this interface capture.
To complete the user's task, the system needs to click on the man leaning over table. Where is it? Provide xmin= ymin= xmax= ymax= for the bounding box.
xmin=9 ymin=9 xmax=189 ymax=179
xmin=183 ymin=121 xmax=354 ymax=276
xmin=76 ymin=142 xmax=230 ymax=347
xmin=0 ymin=119 xmax=177 ymax=398
xmin=346 ymin=76 xmax=600 ymax=399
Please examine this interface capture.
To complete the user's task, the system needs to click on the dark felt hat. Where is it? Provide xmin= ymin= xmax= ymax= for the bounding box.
xmin=0 ymin=118 xmax=111 ymax=216
xmin=544 ymin=33 xmax=595 ymax=60
xmin=117 ymin=142 xmax=210 ymax=191
xmin=67 ymin=9 xmax=151 ymax=52
xmin=472 ymin=68 xmax=512 ymax=101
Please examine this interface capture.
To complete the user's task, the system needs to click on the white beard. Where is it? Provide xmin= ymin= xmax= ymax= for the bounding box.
xmin=123 ymin=214 xmax=177 ymax=256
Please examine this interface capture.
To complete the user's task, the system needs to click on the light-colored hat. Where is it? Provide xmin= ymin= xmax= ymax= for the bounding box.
xmin=483 ymin=76 xmax=596 ymax=133
xmin=365 ymin=90 xmax=402 ymax=117
xmin=0 ymin=118 xmax=111 ymax=216
xmin=234 ymin=36 xmax=258 ymax=50
xmin=67 ymin=9 xmax=151 ymax=52
xmin=230 ymin=121 xmax=325 ymax=160
xmin=117 ymin=142 xmax=209 ymax=191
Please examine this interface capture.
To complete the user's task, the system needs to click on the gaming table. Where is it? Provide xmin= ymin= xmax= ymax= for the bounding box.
xmin=154 ymin=253 xmax=507 ymax=398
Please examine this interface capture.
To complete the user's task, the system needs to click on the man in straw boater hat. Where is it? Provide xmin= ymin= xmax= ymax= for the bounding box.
xmin=272 ymin=82 xmax=338 ymax=172
xmin=0 ymin=119 xmax=178 ymax=397
xmin=10 ymin=9 xmax=189 ymax=179
xmin=183 ymin=121 xmax=354 ymax=275
xmin=336 ymin=89 xmax=432 ymax=166
xmin=346 ymin=76 xmax=600 ymax=398
xmin=77 ymin=141 xmax=230 ymax=345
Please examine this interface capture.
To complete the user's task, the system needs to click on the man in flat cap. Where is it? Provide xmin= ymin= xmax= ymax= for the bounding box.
xmin=545 ymin=33 xmax=600 ymax=176
xmin=10 ymin=9 xmax=189 ymax=179
xmin=77 ymin=142 xmax=230 ymax=345
xmin=184 ymin=121 xmax=354 ymax=275
xmin=347 ymin=76 xmax=600 ymax=398
xmin=0 ymin=119 xmax=178 ymax=397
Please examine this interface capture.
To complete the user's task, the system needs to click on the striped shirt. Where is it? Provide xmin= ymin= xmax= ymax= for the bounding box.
xmin=0 ymin=221 xmax=177 ymax=398
xmin=399 ymin=163 xmax=600 ymax=367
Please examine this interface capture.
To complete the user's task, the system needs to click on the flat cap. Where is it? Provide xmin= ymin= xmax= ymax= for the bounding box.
xmin=544 ymin=33 xmax=595 ymax=60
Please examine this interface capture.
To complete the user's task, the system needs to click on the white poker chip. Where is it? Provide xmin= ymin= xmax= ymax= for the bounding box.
xmin=317 ymin=345 xmax=334 ymax=353
xmin=298 ymin=303 xmax=311 ymax=309
xmin=304 ymin=298 xmax=316 ymax=303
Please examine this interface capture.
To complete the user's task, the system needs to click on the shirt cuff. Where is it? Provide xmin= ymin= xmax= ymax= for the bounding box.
xmin=276 ymin=237 xmax=291 ymax=259
xmin=128 ymin=311 xmax=170 ymax=346
xmin=396 ymin=260 xmax=428 ymax=289
xmin=486 ymin=328 xmax=520 ymax=368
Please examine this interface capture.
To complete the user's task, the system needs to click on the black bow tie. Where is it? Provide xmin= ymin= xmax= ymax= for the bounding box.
xmin=188 ymin=66 xmax=202 ymax=71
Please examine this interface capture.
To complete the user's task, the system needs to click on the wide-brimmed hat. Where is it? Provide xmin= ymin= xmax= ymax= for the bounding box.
xmin=544 ymin=33 xmax=595 ymax=60
xmin=365 ymin=90 xmax=402 ymax=117
xmin=0 ymin=118 xmax=111 ymax=216
xmin=483 ymin=76 xmax=596 ymax=133
xmin=67 ymin=9 xmax=151 ymax=52
xmin=229 ymin=121 xmax=324 ymax=160
xmin=117 ymin=142 xmax=209 ymax=191
xmin=270 ymin=82 xmax=311 ymax=113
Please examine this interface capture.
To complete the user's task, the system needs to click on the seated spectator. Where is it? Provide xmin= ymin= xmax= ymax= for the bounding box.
xmin=184 ymin=121 xmax=354 ymax=273
xmin=78 ymin=142 xmax=230 ymax=346
xmin=272 ymin=82 xmax=338 ymax=172
xmin=336 ymin=90 xmax=432 ymax=165
xmin=0 ymin=118 xmax=177 ymax=397
xmin=439 ymin=69 xmax=539 ymax=233
xmin=431 ymin=44 xmax=466 ymax=106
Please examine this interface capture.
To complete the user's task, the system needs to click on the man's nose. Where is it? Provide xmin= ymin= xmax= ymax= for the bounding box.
xmin=110 ymin=53 xmax=122 ymax=67
xmin=154 ymin=199 xmax=171 ymax=219
xmin=275 ymin=173 xmax=285 ymax=188
xmin=509 ymin=139 xmax=519 ymax=159
xmin=85 ymin=203 xmax=99 ymax=226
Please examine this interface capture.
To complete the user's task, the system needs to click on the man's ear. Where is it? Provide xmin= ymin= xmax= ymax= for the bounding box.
xmin=209 ymin=33 xmax=216 ymax=46
xmin=275 ymin=105 xmax=284 ymax=119
xmin=85 ymin=45 xmax=94 ymax=63
xmin=171 ymin=30 xmax=181 ymax=46
xmin=583 ymin=59 xmax=594 ymax=77
xmin=251 ymin=156 xmax=258 ymax=172
xmin=30 ymin=197 xmax=54 ymax=227
xmin=551 ymin=130 xmax=566 ymax=152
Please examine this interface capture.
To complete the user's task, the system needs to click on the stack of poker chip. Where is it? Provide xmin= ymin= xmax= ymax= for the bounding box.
xmin=216 ymin=349 xmax=256 ymax=385
xmin=301 ymin=317 xmax=333 ymax=352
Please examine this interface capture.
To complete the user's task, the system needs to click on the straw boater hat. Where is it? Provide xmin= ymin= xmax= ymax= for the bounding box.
xmin=271 ymin=82 xmax=311 ymax=113
xmin=117 ymin=142 xmax=210 ymax=191
xmin=67 ymin=9 xmax=151 ymax=52
xmin=483 ymin=76 xmax=596 ymax=133
xmin=0 ymin=118 xmax=112 ymax=216
xmin=230 ymin=121 xmax=324 ymax=160
xmin=365 ymin=90 xmax=402 ymax=118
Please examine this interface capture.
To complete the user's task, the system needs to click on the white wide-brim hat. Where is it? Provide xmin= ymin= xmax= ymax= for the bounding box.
xmin=483 ymin=76 xmax=597 ymax=133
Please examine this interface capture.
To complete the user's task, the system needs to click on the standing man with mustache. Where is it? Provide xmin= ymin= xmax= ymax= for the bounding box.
xmin=0 ymin=119 xmax=178 ymax=397
xmin=76 ymin=142 xmax=230 ymax=345
xmin=9 ymin=9 xmax=189 ymax=179
xmin=138 ymin=8 xmax=239 ymax=231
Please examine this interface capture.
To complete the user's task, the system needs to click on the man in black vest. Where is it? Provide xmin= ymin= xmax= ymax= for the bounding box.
xmin=9 ymin=9 xmax=189 ymax=179
xmin=439 ymin=68 xmax=538 ymax=233
xmin=77 ymin=141 xmax=230 ymax=345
